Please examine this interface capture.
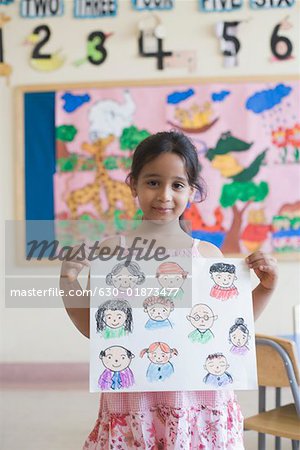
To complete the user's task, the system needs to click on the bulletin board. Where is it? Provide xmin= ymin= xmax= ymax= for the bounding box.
xmin=15 ymin=76 xmax=300 ymax=260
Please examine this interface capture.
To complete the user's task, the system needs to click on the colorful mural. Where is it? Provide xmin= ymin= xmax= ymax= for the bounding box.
xmin=55 ymin=80 xmax=300 ymax=255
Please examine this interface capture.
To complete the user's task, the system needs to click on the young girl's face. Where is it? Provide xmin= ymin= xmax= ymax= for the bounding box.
xmin=148 ymin=347 xmax=171 ymax=364
xmin=104 ymin=309 xmax=127 ymax=329
xmin=131 ymin=153 xmax=193 ymax=222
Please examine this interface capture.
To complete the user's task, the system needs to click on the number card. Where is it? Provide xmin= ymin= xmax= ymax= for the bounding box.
xmin=132 ymin=0 xmax=174 ymax=10
xmin=199 ymin=0 xmax=243 ymax=13
xmin=74 ymin=0 xmax=117 ymax=18
xmin=249 ymin=0 xmax=295 ymax=9
xmin=20 ymin=0 xmax=64 ymax=18
xmin=90 ymin=255 xmax=257 ymax=393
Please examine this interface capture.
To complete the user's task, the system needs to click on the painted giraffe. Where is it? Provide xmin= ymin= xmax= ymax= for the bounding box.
xmin=66 ymin=135 xmax=136 ymax=219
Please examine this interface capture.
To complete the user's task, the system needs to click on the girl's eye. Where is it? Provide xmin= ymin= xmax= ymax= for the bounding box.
xmin=117 ymin=315 xmax=122 ymax=320
xmin=121 ymin=355 xmax=125 ymax=360
xmin=173 ymin=182 xmax=185 ymax=190
xmin=147 ymin=180 xmax=158 ymax=187
xmin=108 ymin=356 xmax=112 ymax=359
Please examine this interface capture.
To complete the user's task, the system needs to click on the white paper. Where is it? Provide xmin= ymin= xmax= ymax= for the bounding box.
xmin=90 ymin=256 xmax=257 ymax=392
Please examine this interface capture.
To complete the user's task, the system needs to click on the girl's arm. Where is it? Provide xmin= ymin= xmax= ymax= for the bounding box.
xmin=60 ymin=237 xmax=119 ymax=338
xmin=198 ymin=242 xmax=278 ymax=321
xmin=246 ymin=251 xmax=278 ymax=320
xmin=60 ymin=270 xmax=90 ymax=338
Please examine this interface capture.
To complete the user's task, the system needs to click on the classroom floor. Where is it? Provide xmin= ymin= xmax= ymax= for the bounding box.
xmin=0 ymin=387 xmax=293 ymax=450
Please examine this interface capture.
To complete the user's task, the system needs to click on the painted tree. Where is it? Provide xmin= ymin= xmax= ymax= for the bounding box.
xmin=56 ymin=125 xmax=78 ymax=171
xmin=206 ymin=132 xmax=269 ymax=253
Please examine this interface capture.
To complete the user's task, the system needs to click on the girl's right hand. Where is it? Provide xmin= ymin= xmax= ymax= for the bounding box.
xmin=60 ymin=244 xmax=91 ymax=282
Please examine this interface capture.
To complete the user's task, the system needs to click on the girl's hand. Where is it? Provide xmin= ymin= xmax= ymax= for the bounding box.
xmin=246 ymin=251 xmax=278 ymax=291
xmin=60 ymin=244 xmax=90 ymax=282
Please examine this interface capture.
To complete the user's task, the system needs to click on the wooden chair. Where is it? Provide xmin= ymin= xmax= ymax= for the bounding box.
xmin=244 ymin=334 xmax=300 ymax=450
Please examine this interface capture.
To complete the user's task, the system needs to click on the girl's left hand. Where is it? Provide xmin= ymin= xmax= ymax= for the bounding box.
xmin=246 ymin=251 xmax=278 ymax=291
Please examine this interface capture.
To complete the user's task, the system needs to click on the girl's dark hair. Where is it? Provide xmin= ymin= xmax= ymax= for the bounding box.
xmin=95 ymin=299 xmax=133 ymax=333
xmin=229 ymin=318 xmax=249 ymax=336
xmin=126 ymin=131 xmax=206 ymax=202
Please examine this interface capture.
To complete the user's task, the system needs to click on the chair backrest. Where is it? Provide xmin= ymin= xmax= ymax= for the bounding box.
xmin=255 ymin=334 xmax=300 ymax=388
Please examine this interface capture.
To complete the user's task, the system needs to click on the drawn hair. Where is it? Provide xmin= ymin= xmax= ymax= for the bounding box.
xmin=140 ymin=342 xmax=178 ymax=358
xmin=209 ymin=263 xmax=236 ymax=274
xmin=156 ymin=262 xmax=188 ymax=278
xmin=143 ymin=296 xmax=174 ymax=311
xmin=99 ymin=346 xmax=134 ymax=359
xmin=206 ymin=352 xmax=225 ymax=361
xmin=229 ymin=318 xmax=249 ymax=337
xmin=106 ymin=262 xmax=145 ymax=285
xmin=95 ymin=299 xmax=133 ymax=333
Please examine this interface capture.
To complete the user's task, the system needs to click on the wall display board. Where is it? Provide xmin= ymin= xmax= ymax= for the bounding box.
xmin=15 ymin=76 xmax=300 ymax=260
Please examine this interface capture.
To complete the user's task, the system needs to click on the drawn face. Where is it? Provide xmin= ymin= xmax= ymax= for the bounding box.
xmin=101 ymin=346 xmax=133 ymax=372
xmin=230 ymin=328 xmax=248 ymax=347
xmin=211 ymin=272 xmax=236 ymax=288
xmin=205 ymin=356 xmax=229 ymax=376
xmin=111 ymin=267 xmax=138 ymax=291
xmin=187 ymin=304 xmax=216 ymax=331
xmin=104 ymin=309 xmax=126 ymax=329
xmin=131 ymin=153 xmax=193 ymax=223
xmin=147 ymin=304 xmax=171 ymax=322
xmin=158 ymin=274 xmax=185 ymax=289
xmin=148 ymin=347 xmax=171 ymax=365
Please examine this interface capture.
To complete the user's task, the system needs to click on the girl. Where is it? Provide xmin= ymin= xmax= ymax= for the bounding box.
xmin=60 ymin=130 xmax=278 ymax=449
xmin=229 ymin=318 xmax=250 ymax=355
xmin=140 ymin=342 xmax=178 ymax=382
xmin=95 ymin=299 xmax=133 ymax=339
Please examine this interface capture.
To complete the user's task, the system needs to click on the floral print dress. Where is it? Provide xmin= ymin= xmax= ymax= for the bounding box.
xmin=83 ymin=239 xmax=244 ymax=450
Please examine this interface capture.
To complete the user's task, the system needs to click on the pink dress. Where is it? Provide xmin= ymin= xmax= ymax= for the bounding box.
xmin=83 ymin=238 xmax=244 ymax=450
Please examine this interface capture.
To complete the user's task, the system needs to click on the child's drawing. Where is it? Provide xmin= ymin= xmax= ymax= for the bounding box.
xmin=98 ymin=345 xmax=135 ymax=390
xmin=95 ymin=299 xmax=133 ymax=339
xmin=143 ymin=296 xmax=174 ymax=329
xmin=140 ymin=342 xmax=178 ymax=382
xmin=209 ymin=263 xmax=239 ymax=300
xmin=156 ymin=261 xmax=188 ymax=301
xmin=187 ymin=304 xmax=218 ymax=344
xmin=229 ymin=318 xmax=250 ymax=355
xmin=203 ymin=353 xmax=233 ymax=387
xmin=106 ymin=261 xmax=145 ymax=293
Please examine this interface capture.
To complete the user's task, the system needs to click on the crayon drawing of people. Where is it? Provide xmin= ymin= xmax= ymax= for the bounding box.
xmin=106 ymin=261 xmax=145 ymax=294
xmin=229 ymin=318 xmax=250 ymax=355
xmin=187 ymin=304 xmax=218 ymax=344
xmin=156 ymin=262 xmax=188 ymax=301
xmin=95 ymin=299 xmax=133 ymax=339
xmin=209 ymin=263 xmax=239 ymax=301
xmin=98 ymin=346 xmax=135 ymax=390
xmin=143 ymin=296 xmax=174 ymax=330
xmin=140 ymin=342 xmax=178 ymax=382
xmin=203 ymin=353 xmax=233 ymax=387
